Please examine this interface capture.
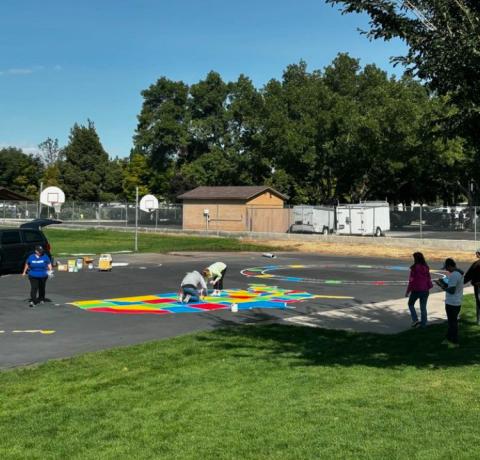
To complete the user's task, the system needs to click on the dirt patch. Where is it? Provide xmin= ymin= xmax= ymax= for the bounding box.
xmin=242 ymin=238 xmax=476 ymax=263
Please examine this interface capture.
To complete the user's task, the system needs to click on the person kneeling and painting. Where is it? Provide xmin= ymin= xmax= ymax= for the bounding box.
xmin=179 ymin=270 xmax=208 ymax=304
xmin=203 ymin=262 xmax=227 ymax=296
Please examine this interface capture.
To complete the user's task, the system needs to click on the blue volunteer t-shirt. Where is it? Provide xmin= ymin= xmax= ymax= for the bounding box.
xmin=27 ymin=254 xmax=51 ymax=278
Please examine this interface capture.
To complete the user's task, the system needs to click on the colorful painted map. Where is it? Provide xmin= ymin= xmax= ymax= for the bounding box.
xmin=70 ymin=284 xmax=348 ymax=315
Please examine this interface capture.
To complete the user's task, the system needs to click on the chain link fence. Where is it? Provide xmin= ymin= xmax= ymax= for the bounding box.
xmin=0 ymin=200 xmax=478 ymax=242
xmin=0 ymin=201 xmax=182 ymax=229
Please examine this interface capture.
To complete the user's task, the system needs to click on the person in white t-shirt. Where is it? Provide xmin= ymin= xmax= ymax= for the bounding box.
xmin=435 ymin=258 xmax=464 ymax=348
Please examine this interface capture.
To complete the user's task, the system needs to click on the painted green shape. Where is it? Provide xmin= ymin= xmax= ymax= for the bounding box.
xmin=325 ymin=280 xmax=342 ymax=284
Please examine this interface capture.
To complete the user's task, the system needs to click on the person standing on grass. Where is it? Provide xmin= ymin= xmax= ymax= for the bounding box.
xmin=405 ymin=252 xmax=433 ymax=328
xmin=22 ymin=245 xmax=53 ymax=308
xmin=179 ymin=270 xmax=208 ymax=304
xmin=463 ymin=249 xmax=480 ymax=325
xmin=203 ymin=262 xmax=227 ymax=296
xmin=435 ymin=258 xmax=464 ymax=348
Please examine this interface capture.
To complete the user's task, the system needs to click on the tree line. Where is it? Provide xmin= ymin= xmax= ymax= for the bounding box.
xmin=0 ymin=53 xmax=476 ymax=205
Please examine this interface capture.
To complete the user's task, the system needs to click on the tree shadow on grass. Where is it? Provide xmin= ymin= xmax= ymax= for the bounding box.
xmin=197 ymin=299 xmax=480 ymax=369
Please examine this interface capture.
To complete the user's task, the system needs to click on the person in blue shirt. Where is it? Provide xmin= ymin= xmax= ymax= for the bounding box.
xmin=22 ymin=245 xmax=53 ymax=307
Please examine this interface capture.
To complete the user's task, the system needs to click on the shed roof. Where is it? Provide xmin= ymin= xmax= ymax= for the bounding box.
xmin=177 ymin=186 xmax=288 ymax=201
xmin=0 ymin=187 xmax=32 ymax=201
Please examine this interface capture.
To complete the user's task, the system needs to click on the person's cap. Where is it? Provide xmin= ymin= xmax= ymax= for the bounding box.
xmin=442 ymin=258 xmax=456 ymax=269
xmin=476 ymin=248 xmax=480 ymax=255
xmin=35 ymin=245 xmax=44 ymax=253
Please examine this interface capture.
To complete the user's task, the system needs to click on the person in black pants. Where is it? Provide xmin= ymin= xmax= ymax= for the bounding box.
xmin=22 ymin=245 xmax=53 ymax=307
xmin=464 ymin=249 xmax=480 ymax=325
xmin=436 ymin=258 xmax=464 ymax=348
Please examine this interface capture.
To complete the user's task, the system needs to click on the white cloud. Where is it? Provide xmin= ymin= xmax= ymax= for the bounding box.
xmin=0 ymin=143 xmax=41 ymax=156
xmin=0 ymin=65 xmax=62 ymax=77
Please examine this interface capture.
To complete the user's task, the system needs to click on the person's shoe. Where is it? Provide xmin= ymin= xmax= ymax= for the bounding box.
xmin=447 ymin=341 xmax=460 ymax=349
xmin=441 ymin=339 xmax=449 ymax=345
xmin=411 ymin=320 xmax=420 ymax=328
xmin=183 ymin=294 xmax=191 ymax=304
xmin=29 ymin=301 xmax=35 ymax=308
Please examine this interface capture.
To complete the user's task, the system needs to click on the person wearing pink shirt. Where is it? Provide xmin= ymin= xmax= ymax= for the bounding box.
xmin=405 ymin=252 xmax=433 ymax=328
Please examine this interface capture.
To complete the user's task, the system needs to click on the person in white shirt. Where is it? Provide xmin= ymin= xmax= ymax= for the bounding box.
xmin=436 ymin=258 xmax=464 ymax=348
xmin=203 ymin=262 xmax=227 ymax=296
xmin=179 ymin=271 xmax=208 ymax=304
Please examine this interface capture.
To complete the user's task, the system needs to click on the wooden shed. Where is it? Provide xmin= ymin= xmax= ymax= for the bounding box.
xmin=178 ymin=186 xmax=290 ymax=233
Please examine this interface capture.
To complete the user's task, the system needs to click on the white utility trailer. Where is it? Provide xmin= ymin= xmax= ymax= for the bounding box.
xmin=290 ymin=205 xmax=335 ymax=234
xmin=336 ymin=201 xmax=390 ymax=236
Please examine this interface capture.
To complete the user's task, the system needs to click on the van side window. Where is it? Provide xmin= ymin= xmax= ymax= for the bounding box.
xmin=1 ymin=231 xmax=21 ymax=245
xmin=23 ymin=230 xmax=44 ymax=243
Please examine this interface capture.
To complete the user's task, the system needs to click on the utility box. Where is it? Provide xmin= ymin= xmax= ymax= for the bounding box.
xmin=98 ymin=254 xmax=112 ymax=271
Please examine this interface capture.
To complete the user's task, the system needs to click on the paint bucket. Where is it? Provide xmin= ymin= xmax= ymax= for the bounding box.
xmin=231 ymin=303 xmax=238 ymax=313
xmin=262 ymin=253 xmax=276 ymax=258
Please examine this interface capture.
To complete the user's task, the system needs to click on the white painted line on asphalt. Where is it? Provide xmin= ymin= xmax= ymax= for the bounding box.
xmin=11 ymin=330 xmax=56 ymax=334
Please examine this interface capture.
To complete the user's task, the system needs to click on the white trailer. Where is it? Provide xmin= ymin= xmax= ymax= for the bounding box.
xmin=336 ymin=201 xmax=390 ymax=236
xmin=291 ymin=205 xmax=335 ymax=234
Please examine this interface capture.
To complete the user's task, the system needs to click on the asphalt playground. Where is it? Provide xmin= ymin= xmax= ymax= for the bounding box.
xmin=0 ymin=251 xmax=450 ymax=369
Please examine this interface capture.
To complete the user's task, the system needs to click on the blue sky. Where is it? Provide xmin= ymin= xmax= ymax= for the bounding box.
xmin=0 ymin=0 xmax=407 ymax=158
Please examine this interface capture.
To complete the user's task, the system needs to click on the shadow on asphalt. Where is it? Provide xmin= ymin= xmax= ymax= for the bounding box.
xmin=196 ymin=301 xmax=480 ymax=369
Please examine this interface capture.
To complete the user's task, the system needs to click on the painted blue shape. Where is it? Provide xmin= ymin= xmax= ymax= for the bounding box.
xmin=386 ymin=266 xmax=408 ymax=271
xmin=154 ymin=292 xmax=178 ymax=298
xmin=263 ymin=265 xmax=279 ymax=269
xmin=237 ymin=300 xmax=286 ymax=309
xmin=280 ymin=277 xmax=304 ymax=282
xmin=161 ymin=306 xmax=203 ymax=313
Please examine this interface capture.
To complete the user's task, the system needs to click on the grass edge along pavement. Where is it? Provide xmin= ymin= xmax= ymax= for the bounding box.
xmin=1 ymin=297 xmax=480 ymax=459
xmin=43 ymin=228 xmax=288 ymax=255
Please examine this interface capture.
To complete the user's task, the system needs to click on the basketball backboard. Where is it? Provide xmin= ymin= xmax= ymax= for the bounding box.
xmin=139 ymin=194 xmax=159 ymax=212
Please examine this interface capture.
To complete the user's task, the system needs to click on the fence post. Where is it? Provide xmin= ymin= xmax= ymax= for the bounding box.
xmin=134 ymin=187 xmax=139 ymax=251
xmin=475 ymin=205 xmax=477 ymax=247
xmin=420 ymin=205 xmax=423 ymax=241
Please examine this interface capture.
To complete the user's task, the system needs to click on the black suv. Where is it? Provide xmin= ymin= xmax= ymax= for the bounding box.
xmin=0 ymin=220 xmax=58 ymax=274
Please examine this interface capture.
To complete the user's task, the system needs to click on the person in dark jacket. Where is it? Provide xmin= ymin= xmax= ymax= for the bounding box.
xmin=463 ymin=249 xmax=480 ymax=325
xmin=22 ymin=245 xmax=53 ymax=307
xmin=405 ymin=252 xmax=433 ymax=328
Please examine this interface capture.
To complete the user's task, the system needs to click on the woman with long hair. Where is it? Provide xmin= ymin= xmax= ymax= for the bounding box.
xmin=405 ymin=252 xmax=433 ymax=328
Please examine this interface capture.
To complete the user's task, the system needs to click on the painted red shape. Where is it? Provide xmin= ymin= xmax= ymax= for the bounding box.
xmin=88 ymin=307 xmax=170 ymax=314
xmin=194 ymin=303 xmax=229 ymax=311
xmin=144 ymin=299 xmax=176 ymax=304
xmin=229 ymin=295 xmax=252 ymax=299
xmin=373 ymin=281 xmax=385 ymax=285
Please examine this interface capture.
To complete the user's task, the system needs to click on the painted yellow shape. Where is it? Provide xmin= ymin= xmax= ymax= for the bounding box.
xmin=109 ymin=295 xmax=160 ymax=302
xmin=256 ymin=274 xmax=274 ymax=278
xmin=289 ymin=265 xmax=306 ymax=268
xmin=74 ymin=300 xmax=112 ymax=306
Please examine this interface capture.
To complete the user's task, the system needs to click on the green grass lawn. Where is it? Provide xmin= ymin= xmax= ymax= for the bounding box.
xmin=1 ymin=298 xmax=480 ymax=459
xmin=44 ymin=228 xmax=282 ymax=255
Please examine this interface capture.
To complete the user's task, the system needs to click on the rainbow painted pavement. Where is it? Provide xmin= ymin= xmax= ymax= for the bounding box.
xmin=70 ymin=284 xmax=353 ymax=315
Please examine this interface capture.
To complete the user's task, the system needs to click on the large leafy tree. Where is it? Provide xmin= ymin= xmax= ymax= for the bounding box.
xmin=325 ymin=0 xmax=480 ymax=198
xmin=60 ymin=121 xmax=111 ymax=201
xmin=0 ymin=147 xmax=44 ymax=197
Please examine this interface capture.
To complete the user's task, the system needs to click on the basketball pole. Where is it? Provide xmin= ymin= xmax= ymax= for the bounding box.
xmin=135 ymin=186 xmax=139 ymax=252
xmin=38 ymin=181 xmax=43 ymax=219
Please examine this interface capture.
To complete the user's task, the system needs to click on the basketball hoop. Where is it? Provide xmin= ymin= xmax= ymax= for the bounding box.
xmin=139 ymin=194 xmax=159 ymax=213
xmin=40 ymin=186 xmax=65 ymax=216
